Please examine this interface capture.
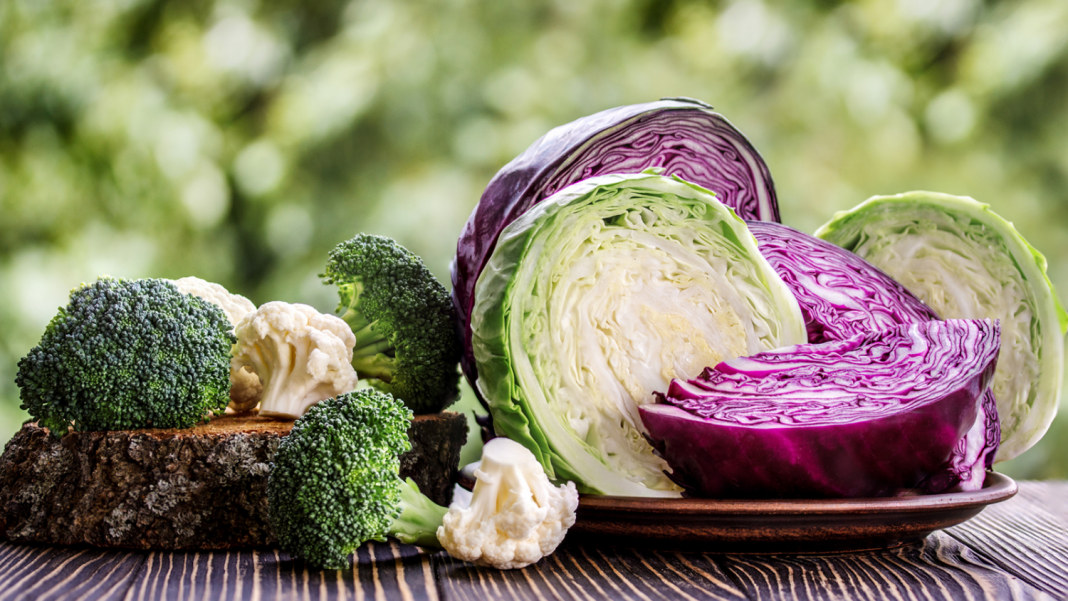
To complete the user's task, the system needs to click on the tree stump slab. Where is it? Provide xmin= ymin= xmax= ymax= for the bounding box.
xmin=0 ymin=411 xmax=467 ymax=550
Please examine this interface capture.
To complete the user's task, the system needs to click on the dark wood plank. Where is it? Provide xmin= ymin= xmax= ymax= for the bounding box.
xmin=946 ymin=481 xmax=1068 ymax=598
xmin=432 ymin=539 xmax=748 ymax=601
xmin=0 ymin=542 xmax=143 ymax=601
xmin=123 ymin=550 xmax=255 ymax=601
xmin=718 ymin=531 xmax=1051 ymax=600
xmin=0 ymin=542 xmax=443 ymax=601
xmin=118 ymin=541 xmax=439 ymax=601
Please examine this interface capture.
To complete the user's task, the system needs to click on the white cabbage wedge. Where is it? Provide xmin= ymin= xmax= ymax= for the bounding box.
xmin=472 ymin=172 xmax=806 ymax=496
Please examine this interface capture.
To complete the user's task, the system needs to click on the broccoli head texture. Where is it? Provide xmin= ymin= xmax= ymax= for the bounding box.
xmin=267 ymin=389 xmax=447 ymax=569
xmin=320 ymin=234 xmax=463 ymax=414
xmin=15 ymin=277 xmax=235 ymax=436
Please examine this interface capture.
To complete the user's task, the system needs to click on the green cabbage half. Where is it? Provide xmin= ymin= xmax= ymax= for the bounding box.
xmin=816 ymin=191 xmax=1068 ymax=461
xmin=471 ymin=172 xmax=806 ymax=496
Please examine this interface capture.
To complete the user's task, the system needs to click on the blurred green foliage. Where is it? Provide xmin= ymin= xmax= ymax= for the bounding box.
xmin=2 ymin=0 xmax=1067 ymax=477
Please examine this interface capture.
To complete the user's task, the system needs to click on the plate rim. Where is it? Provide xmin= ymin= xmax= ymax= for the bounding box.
xmin=576 ymin=471 xmax=1018 ymax=515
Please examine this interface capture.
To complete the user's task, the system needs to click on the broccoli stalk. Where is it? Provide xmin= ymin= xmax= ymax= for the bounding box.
xmin=321 ymin=234 xmax=463 ymax=413
xmin=15 ymin=277 xmax=234 ymax=436
xmin=337 ymin=285 xmax=397 ymax=380
xmin=267 ymin=389 xmax=449 ymax=569
xmin=393 ymin=477 xmax=450 ymax=548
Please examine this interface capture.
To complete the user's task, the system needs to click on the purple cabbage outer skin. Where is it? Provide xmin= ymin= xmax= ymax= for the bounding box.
xmin=919 ymin=389 xmax=1001 ymax=493
xmin=748 ymin=221 xmax=999 ymax=491
xmin=453 ymin=98 xmax=780 ymax=392
xmin=639 ymin=320 xmax=1000 ymax=499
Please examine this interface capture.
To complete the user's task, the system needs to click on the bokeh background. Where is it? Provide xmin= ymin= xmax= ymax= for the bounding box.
xmin=2 ymin=0 xmax=1067 ymax=477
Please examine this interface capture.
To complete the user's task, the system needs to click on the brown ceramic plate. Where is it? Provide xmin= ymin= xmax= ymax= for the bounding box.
xmin=567 ymin=472 xmax=1017 ymax=554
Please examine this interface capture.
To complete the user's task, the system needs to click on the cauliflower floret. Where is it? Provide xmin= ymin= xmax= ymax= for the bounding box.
xmin=437 ymin=438 xmax=579 ymax=570
xmin=232 ymin=301 xmax=359 ymax=420
xmin=228 ymin=366 xmax=263 ymax=412
xmin=171 ymin=276 xmax=256 ymax=327
xmin=169 ymin=276 xmax=261 ymax=412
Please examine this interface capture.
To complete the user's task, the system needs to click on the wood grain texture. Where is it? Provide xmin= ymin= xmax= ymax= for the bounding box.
xmin=0 ymin=541 xmax=441 ymax=601
xmin=0 ymin=481 xmax=1064 ymax=601
xmin=719 ymin=532 xmax=1052 ymax=600
xmin=118 ymin=542 xmax=440 ymax=601
xmin=432 ymin=540 xmax=747 ymax=601
xmin=0 ymin=543 xmax=144 ymax=601
xmin=945 ymin=480 xmax=1068 ymax=597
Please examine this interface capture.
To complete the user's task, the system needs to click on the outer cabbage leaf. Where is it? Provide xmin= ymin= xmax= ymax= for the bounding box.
xmin=641 ymin=320 xmax=1000 ymax=498
xmin=816 ymin=192 xmax=1067 ymax=461
xmin=455 ymin=98 xmax=781 ymax=394
xmin=471 ymin=172 xmax=805 ymax=497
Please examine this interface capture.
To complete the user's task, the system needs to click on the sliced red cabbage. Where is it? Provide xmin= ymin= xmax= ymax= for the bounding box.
xmin=640 ymin=319 xmax=1000 ymax=498
xmin=453 ymin=98 xmax=780 ymax=390
xmin=748 ymin=221 xmax=999 ymax=490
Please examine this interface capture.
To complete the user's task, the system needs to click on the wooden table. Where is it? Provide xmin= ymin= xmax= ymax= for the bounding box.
xmin=1 ymin=481 xmax=1064 ymax=601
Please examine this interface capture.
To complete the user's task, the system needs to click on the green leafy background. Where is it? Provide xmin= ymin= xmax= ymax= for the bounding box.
xmin=2 ymin=0 xmax=1066 ymax=477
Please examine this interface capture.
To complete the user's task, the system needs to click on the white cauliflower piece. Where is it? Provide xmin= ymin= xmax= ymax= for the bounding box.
xmin=228 ymin=366 xmax=263 ymax=412
xmin=437 ymin=438 xmax=579 ymax=570
xmin=171 ymin=276 xmax=256 ymax=327
xmin=169 ymin=276 xmax=261 ymax=412
xmin=232 ymin=301 xmax=359 ymax=420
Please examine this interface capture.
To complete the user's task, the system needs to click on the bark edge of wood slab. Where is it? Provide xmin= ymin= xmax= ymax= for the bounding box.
xmin=0 ymin=410 xmax=467 ymax=550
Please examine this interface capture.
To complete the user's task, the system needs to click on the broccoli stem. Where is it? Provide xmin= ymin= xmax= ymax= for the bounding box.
xmin=341 ymin=307 xmax=399 ymax=382
xmin=347 ymin=320 xmax=389 ymax=352
xmin=351 ymin=353 xmax=398 ymax=383
xmin=338 ymin=305 xmax=371 ymax=332
xmin=389 ymin=477 xmax=448 ymax=548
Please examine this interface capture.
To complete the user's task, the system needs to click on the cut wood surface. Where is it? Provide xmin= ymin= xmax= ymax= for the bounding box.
xmin=0 ymin=411 xmax=467 ymax=550
xmin=0 ymin=480 xmax=1062 ymax=600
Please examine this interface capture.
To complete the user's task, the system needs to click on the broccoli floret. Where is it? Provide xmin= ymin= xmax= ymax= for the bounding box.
xmin=267 ymin=389 xmax=448 ymax=569
xmin=15 ymin=277 xmax=235 ymax=436
xmin=320 ymin=234 xmax=462 ymax=413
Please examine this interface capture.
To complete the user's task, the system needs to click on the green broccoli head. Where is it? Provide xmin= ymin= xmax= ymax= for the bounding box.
xmin=268 ymin=389 xmax=447 ymax=569
xmin=320 ymin=234 xmax=462 ymax=414
xmin=15 ymin=277 xmax=235 ymax=436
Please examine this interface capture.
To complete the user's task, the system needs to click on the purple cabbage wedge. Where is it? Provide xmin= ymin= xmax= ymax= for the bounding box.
xmin=748 ymin=221 xmax=938 ymax=343
xmin=748 ymin=221 xmax=999 ymax=489
xmin=640 ymin=319 xmax=1000 ymax=499
xmin=453 ymin=98 xmax=780 ymax=390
